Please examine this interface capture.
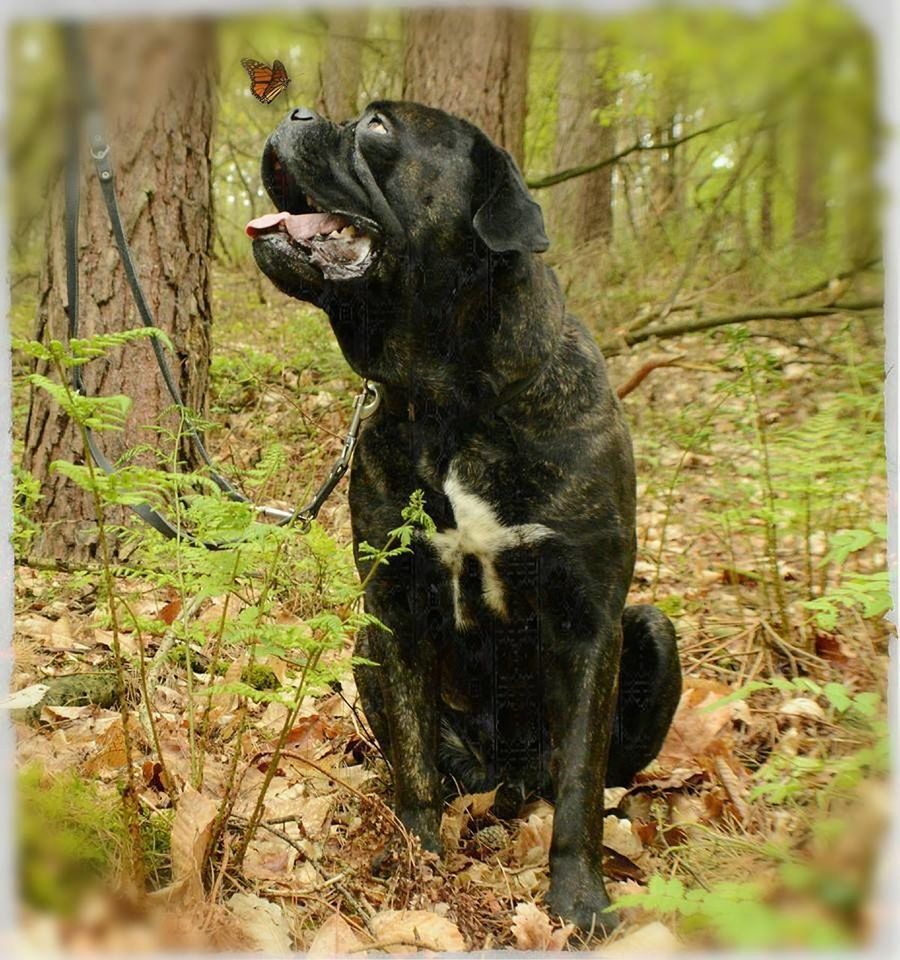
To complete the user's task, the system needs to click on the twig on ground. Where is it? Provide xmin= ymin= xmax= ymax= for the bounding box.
xmin=714 ymin=756 xmax=749 ymax=824
xmin=228 ymin=813 xmax=377 ymax=935
xmin=145 ymin=593 xmax=205 ymax=685
xmin=616 ymin=354 xmax=686 ymax=399
xmin=601 ymin=300 xmax=883 ymax=357
xmin=117 ymin=595 xmax=173 ymax=794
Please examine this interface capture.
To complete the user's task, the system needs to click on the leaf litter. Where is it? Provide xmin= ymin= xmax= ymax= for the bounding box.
xmin=9 ymin=304 xmax=891 ymax=951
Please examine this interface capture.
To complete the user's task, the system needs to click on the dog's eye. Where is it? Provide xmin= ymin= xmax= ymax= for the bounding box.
xmin=367 ymin=116 xmax=388 ymax=134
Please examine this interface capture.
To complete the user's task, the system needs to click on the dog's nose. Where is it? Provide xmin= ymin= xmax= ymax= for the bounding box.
xmin=290 ymin=107 xmax=318 ymax=122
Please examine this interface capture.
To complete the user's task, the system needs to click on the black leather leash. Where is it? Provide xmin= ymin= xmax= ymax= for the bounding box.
xmin=61 ymin=22 xmax=380 ymax=547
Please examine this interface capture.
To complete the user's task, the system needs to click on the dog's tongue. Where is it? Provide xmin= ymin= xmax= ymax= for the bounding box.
xmin=245 ymin=210 xmax=346 ymax=240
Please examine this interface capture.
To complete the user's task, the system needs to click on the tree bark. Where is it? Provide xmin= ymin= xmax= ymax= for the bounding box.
xmin=402 ymin=7 xmax=529 ymax=166
xmin=759 ymin=123 xmax=777 ymax=249
xmin=793 ymin=85 xmax=827 ymax=241
xmin=550 ymin=18 xmax=615 ymax=247
xmin=22 ymin=20 xmax=216 ymax=563
xmin=842 ymin=27 xmax=879 ymax=268
xmin=315 ymin=10 xmax=369 ymax=121
xmin=651 ymin=72 xmax=687 ymax=215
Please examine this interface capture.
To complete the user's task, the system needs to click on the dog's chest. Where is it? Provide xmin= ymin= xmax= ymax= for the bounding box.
xmin=427 ymin=466 xmax=553 ymax=628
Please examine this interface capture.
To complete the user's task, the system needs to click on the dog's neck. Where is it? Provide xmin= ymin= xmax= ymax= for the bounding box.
xmin=323 ymin=252 xmax=564 ymax=415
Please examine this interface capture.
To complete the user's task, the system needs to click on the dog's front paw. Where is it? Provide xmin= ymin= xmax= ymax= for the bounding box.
xmin=545 ymin=857 xmax=619 ymax=936
xmin=397 ymin=805 xmax=443 ymax=855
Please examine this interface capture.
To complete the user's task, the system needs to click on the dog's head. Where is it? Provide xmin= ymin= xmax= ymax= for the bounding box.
xmin=246 ymin=101 xmax=549 ymax=307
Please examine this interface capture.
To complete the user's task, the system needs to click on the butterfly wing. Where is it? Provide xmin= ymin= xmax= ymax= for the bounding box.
xmin=260 ymin=59 xmax=291 ymax=104
xmin=241 ymin=58 xmax=277 ymax=103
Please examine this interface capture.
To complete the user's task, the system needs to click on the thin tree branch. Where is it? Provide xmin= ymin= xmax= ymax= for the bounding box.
xmin=781 ymin=257 xmax=882 ymax=301
xmin=601 ymin=300 xmax=883 ymax=357
xmin=526 ymin=119 xmax=733 ymax=191
xmin=616 ymin=354 xmax=686 ymax=399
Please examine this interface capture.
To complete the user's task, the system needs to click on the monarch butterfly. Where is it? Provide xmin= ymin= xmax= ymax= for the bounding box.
xmin=241 ymin=58 xmax=291 ymax=105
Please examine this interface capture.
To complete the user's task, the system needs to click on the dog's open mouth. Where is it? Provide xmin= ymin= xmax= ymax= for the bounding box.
xmin=246 ymin=149 xmax=377 ymax=281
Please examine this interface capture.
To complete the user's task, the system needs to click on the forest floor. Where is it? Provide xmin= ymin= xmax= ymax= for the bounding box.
xmin=8 ymin=263 xmax=891 ymax=953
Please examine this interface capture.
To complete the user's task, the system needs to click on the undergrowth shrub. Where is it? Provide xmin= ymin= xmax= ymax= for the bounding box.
xmin=18 ymin=765 xmax=124 ymax=913
xmin=15 ymin=328 xmax=433 ymax=890
xmin=639 ymin=325 xmax=887 ymax=654
xmin=615 ymin=675 xmax=888 ymax=948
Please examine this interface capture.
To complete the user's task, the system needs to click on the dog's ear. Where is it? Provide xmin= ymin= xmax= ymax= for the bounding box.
xmin=472 ymin=137 xmax=549 ymax=254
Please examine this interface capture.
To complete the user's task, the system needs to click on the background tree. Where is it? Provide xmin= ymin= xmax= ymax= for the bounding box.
xmin=792 ymin=80 xmax=827 ymax=242
xmin=22 ymin=20 xmax=216 ymax=562
xmin=402 ymin=7 xmax=530 ymax=166
xmin=550 ymin=17 xmax=616 ymax=246
xmin=759 ymin=124 xmax=778 ymax=249
xmin=315 ymin=10 xmax=369 ymax=120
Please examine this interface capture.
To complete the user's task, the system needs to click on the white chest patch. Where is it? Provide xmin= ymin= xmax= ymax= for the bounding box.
xmin=429 ymin=467 xmax=553 ymax=628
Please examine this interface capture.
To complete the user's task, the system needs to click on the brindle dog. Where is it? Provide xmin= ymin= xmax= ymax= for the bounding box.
xmin=246 ymin=101 xmax=681 ymax=933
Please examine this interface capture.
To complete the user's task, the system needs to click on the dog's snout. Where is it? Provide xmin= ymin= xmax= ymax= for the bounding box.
xmin=290 ymin=106 xmax=318 ymax=122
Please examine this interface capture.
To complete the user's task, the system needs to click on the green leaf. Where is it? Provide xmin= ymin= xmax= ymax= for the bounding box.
xmin=702 ymin=680 xmax=767 ymax=711
xmin=850 ymin=691 xmax=880 ymax=718
xmin=822 ymin=682 xmax=852 ymax=714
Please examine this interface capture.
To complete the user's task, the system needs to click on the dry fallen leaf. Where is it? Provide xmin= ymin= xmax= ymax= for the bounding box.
xmin=81 ymin=716 xmax=128 ymax=776
xmin=281 ymin=713 xmax=328 ymax=752
xmin=227 ymin=892 xmax=292 ymax=954
xmin=603 ymin=815 xmax=644 ymax=860
xmin=207 ymin=657 xmax=242 ymax=725
xmin=158 ymin=598 xmax=183 ymax=626
xmin=511 ymin=901 xmax=574 ymax=951
xmin=667 ymin=792 xmax=707 ymax=833
xmin=779 ymin=697 xmax=825 ymax=720
xmin=815 ymin=632 xmax=856 ymax=664
xmin=241 ymin=834 xmax=297 ymax=880
xmin=441 ymin=805 xmax=468 ymax=850
xmin=513 ymin=811 xmax=554 ymax=864
xmin=599 ymin=920 xmax=680 ymax=955
xmin=48 ymin=614 xmax=75 ymax=650
xmin=14 ymin=614 xmax=58 ymax=640
xmin=170 ymin=785 xmax=218 ymax=899
xmin=449 ymin=786 xmax=498 ymax=819
xmin=0 ymin=682 xmax=50 ymax=710
xmin=369 ymin=909 xmax=466 ymax=953
xmin=41 ymin=704 xmax=95 ymax=722
xmin=297 ymin=794 xmax=335 ymax=840
xmin=306 ymin=913 xmax=366 ymax=957
xmin=657 ymin=681 xmax=738 ymax=767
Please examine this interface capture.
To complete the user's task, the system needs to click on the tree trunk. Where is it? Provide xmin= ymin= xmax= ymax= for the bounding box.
xmin=315 ymin=10 xmax=369 ymax=121
xmin=653 ymin=115 xmax=678 ymax=208
xmin=551 ymin=18 xmax=615 ymax=247
xmin=759 ymin=123 xmax=777 ymax=249
xmin=22 ymin=20 xmax=216 ymax=563
xmin=402 ymin=8 xmax=529 ymax=167
xmin=843 ymin=28 xmax=878 ymax=268
xmin=793 ymin=86 xmax=827 ymax=241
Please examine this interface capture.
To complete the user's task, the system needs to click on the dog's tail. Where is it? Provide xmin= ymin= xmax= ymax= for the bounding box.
xmin=606 ymin=604 xmax=682 ymax=786
xmin=439 ymin=715 xmax=489 ymax=789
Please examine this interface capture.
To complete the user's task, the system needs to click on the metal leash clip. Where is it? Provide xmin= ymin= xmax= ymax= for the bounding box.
xmin=291 ymin=380 xmax=381 ymax=532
